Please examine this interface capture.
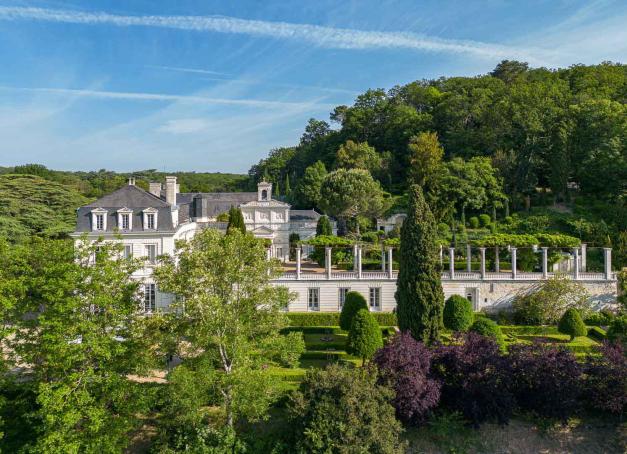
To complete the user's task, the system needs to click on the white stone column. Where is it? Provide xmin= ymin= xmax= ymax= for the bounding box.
xmin=325 ymin=247 xmax=332 ymax=280
xmin=296 ymin=247 xmax=301 ymax=280
xmin=604 ymin=248 xmax=612 ymax=280
xmin=266 ymin=248 xmax=272 ymax=276
xmin=581 ymin=243 xmax=587 ymax=272
xmin=510 ymin=247 xmax=517 ymax=280
xmin=466 ymin=244 xmax=472 ymax=272
xmin=573 ymin=248 xmax=580 ymax=280
xmin=353 ymin=244 xmax=359 ymax=272
xmin=381 ymin=245 xmax=386 ymax=271
xmin=541 ymin=247 xmax=549 ymax=279
xmin=439 ymin=245 xmax=443 ymax=269
xmin=357 ymin=245 xmax=363 ymax=280
xmin=387 ymin=248 xmax=393 ymax=279
xmin=495 ymin=246 xmax=500 ymax=272
xmin=479 ymin=247 xmax=486 ymax=279
xmin=449 ymin=247 xmax=455 ymax=279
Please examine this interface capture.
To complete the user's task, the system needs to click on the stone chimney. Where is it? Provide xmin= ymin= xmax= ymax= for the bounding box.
xmin=165 ymin=176 xmax=178 ymax=205
xmin=148 ymin=182 xmax=162 ymax=198
xmin=128 ymin=177 xmax=136 ymax=186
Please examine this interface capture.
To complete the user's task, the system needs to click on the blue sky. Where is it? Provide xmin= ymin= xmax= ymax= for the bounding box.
xmin=0 ymin=1 xmax=625 ymax=173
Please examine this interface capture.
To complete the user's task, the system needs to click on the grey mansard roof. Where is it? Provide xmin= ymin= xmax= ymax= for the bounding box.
xmin=289 ymin=209 xmax=321 ymax=222
xmin=177 ymin=192 xmax=259 ymax=219
xmin=75 ymin=185 xmax=174 ymax=233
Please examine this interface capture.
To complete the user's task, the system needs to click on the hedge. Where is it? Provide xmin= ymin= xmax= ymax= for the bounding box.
xmin=286 ymin=312 xmax=397 ymax=327
xmin=587 ymin=326 xmax=607 ymax=342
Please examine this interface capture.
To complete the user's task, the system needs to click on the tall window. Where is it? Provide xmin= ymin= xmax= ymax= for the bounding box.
xmin=123 ymin=244 xmax=133 ymax=259
xmin=95 ymin=214 xmax=104 ymax=230
xmin=121 ymin=213 xmax=130 ymax=230
xmin=143 ymin=283 xmax=156 ymax=312
xmin=369 ymin=287 xmax=381 ymax=311
xmin=146 ymin=213 xmax=155 ymax=229
xmin=145 ymin=244 xmax=157 ymax=264
xmin=338 ymin=287 xmax=350 ymax=310
xmin=308 ymin=288 xmax=320 ymax=311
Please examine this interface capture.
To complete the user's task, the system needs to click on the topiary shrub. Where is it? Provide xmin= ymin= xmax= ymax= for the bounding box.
xmin=584 ymin=343 xmax=627 ymax=415
xmin=607 ymin=315 xmax=627 ymax=348
xmin=584 ymin=311 xmax=614 ymax=326
xmin=339 ymin=291 xmax=368 ymax=331
xmin=479 ymin=214 xmax=491 ymax=228
xmin=373 ymin=332 xmax=441 ymax=424
xmin=469 ymin=318 xmax=504 ymax=347
xmin=558 ymin=308 xmax=587 ymax=341
xmin=433 ymin=333 xmax=514 ymax=426
xmin=443 ymin=295 xmax=474 ymax=332
xmin=468 ymin=217 xmax=479 ymax=229
xmin=508 ymin=343 xmax=582 ymax=422
xmin=347 ymin=309 xmax=383 ymax=365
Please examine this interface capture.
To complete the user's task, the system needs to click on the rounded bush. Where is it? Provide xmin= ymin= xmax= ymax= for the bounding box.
xmin=607 ymin=315 xmax=627 ymax=347
xmin=558 ymin=308 xmax=587 ymax=340
xmin=339 ymin=291 xmax=368 ymax=331
xmin=437 ymin=222 xmax=450 ymax=236
xmin=468 ymin=216 xmax=479 ymax=229
xmin=347 ymin=309 xmax=383 ymax=364
xmin=443 ymin=295 xmax=474 ymax=332
xmin=470 ymin=318 xmax=504 ymax=346
xmin=479 ymin=214 xmax=491 ymax=228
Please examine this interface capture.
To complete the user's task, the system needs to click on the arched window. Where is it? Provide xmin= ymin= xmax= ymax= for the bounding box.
xmin=261 ymin=189 xmax=268 ymax=200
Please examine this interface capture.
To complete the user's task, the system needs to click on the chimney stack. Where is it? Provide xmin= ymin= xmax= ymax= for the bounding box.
xmin=128 ymin=177 xmax=136 ymax=186
xmin=165 ymin=176 xmax=178 ymax=205
xmin=149 ymin=182 xmax=162 ymax=198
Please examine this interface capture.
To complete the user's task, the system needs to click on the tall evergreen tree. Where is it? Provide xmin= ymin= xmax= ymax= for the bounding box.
xmin=275 ymin=180 xmax=281 ymax=197
xmin=284 ymin=174 xmax=291 ymax=197
xmin=227 ymin=206 xmax=246 ymax=234
xmin=395 ymin=185 xmax=444 ymax=343
xmin=316 ymin=215 xmax=333 ymax=236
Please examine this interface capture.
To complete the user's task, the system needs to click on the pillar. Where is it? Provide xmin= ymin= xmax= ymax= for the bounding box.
xmin=541 ymin=247 xmax=548 ymax=279
xmin=604 ymin=248 xmax=612 ymax=280
xmin=439 ymin=245 xmax=443 ymax=269
xmin=573 ymin=247 xmax=580 ymax=280
xmin=449 ymin=247 xmax=455 ymax=279
xmin=479 ymin=247 xmax=486 ymax=279
xmin=296 ymin=247 xmax=301 ymax=280
xmin=357 ymin=245 xmax=363 ymax=280
xmin=387 ymin=247 xmax=393 ymax=279
xmin=510 ymin=247 xmax=517 ymax=280
xmin=381 ymin=245 xmax=386 ymax=271
xmin=325 ymin=247 xmax=332 ymax=280
xmin=495 ymin=246 xmax=500 ymax=272
xmin=266 ymin=248 xmax=272 ymax=276
xmin=466 ymin=244 xmax=472 ymax=272
xmin=353 ymin=244 xmax=359 ymax=272
xmin=581 ymin=243 xmax=587 ymax=272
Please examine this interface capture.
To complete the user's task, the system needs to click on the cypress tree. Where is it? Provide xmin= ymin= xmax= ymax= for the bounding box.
xmin=275 ymin=180 xmax=281 ymax=197
xmin=395 ymin=184 xmax=444 ymax=344
xmin=227 ymin=206 xmax=246 ymax=234
xmin=316 ymin=215 xmax=332 ymax=236
xmin=285 ymin=174 xmax=292 ymax=197
xmin=340 ymin=291 xmax=368 ymax=331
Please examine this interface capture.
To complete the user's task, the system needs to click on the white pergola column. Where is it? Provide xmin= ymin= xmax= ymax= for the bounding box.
xmin=581 ymin=243 xmax=587 ymax=272
xmin=325 ymin=247 xmax=332 ymax=280
xmin=466 ymin=244 xmax=472 ymax=272
xmin=381 ymin=245 xmax=386 ymax=271
xmin=510 ymin=247 xmax=517 ymax=280
xmin=449 ymin=247 xmax=455 ymax=279
xmin=439 ymin=245 xmax=444 ymax=269
xmin=357 ymin=245 xmax=363 ymax=280
xmin=541 ymin=247 xmax=549 ymax=279
xmin=495 ymin=246 xmax=500 ymax=272
xmin=296 ymin=247 xmax=301 ymax=280
xmin=266 ymin=248 xmax=272 ymax=276
xmin=387 ymin=247 xmax=393 ymax=279
xmin=353 ymin=244 xmax=359 ymax=272
xmin=573 ymin=247 xmax=580 ymax=280
xmin=479 ymin=247 xmax=486 ymax=279
xmin=604 ymin=248 xmax=612 ymax=280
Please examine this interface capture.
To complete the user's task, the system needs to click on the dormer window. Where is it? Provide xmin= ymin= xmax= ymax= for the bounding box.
xmin=117 ymin=208 xmax=133 ymax=231
xmin=91 ymin=208 xmax=108 ymax=232
xmin=143 ymin=208 xmax=158 ymax=230
xmin=261 ymin=189 xmax=268 ymax=201
xmin=147 ymin=214 xmax=155 ymax=229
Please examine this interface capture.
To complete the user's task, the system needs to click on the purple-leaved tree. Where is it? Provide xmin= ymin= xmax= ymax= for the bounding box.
xmin=584 ymin=342 xmax=627 ymax=415
xmin=373 ymin=332 xmax=441 ymax=424
xmin=433 ymin=332 xmax=514 ymax=427
xmin=508 ymin=342 xmax=582 ymax=422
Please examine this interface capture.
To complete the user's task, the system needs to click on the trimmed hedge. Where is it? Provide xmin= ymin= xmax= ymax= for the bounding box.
xmin=587 ymin=326 xmax=607 ymax=342
xmin=558 ymin=308 xmax=587 ymax=340
xmin=443 ymin=295 xmax=474 ymax=332
xmin=286 ymin=312 xmax=397 ymax=327
xmin=470 ymin=318 xmax=504 ymax=347
xmin=500 ymin=325 xmax=560 ymax=336
xmin=340 ymin=292 xmax=369 ymax=331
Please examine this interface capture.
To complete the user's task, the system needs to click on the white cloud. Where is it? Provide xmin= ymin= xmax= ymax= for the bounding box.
xmin=157 ymin=118 xmax=209 ymax=134
xmin=0 ymin=6 xmax=552 ymax=63
xmin=0 ymin=86 xmax=329 ymax=109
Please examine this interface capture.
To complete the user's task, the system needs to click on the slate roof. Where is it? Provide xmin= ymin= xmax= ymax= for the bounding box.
xmin=177 ymin=192 xmax=258 ymax=219
xmin=290 ymin=209 xmax=321 ymax=222
xmin=75 ymin=185 xmax=174 ymax=233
